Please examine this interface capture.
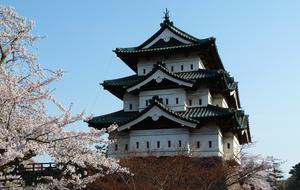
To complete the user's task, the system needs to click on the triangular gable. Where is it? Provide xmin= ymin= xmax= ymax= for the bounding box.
xmin=117 ymin=104 xmax=198 ymax=131
xmin=137 ymin=18 xmax=201 ymax=50
xmin=141 ymin=28 xmax=192 ymax=49
xmin=127 ymin=68 xmax=193 ymax=93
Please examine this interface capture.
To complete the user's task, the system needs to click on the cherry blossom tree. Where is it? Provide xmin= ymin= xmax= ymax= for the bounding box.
xmin=0 ymin=5 xmax=125 ymax=189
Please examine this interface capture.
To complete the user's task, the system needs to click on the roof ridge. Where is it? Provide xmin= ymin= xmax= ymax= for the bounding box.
xmin=165 ymin=22 xmax=201 ymax=43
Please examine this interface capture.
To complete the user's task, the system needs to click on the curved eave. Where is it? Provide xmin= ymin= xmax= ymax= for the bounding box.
xmin=102 ymin=85 xmax=126 ymax=100
xmin=86 ymin=110 xmax=139 ymax=129
xmin=233 ymin=112 xmax=251 ymax=144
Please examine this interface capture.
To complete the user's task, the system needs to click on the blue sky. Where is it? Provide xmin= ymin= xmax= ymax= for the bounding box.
xmin=2 ymin=1 xmax=300 ymax=177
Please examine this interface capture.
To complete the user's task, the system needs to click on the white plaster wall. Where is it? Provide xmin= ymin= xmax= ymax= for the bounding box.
xmin=123 ymin=93 xmax=139 ymax=112
xmin=108 ymin=132 xmax=129 ymax=156
xmin=186 ymin=87 xmax=211 ymax=107
xmin=223 ymin=132 xmax=241 ymax=161
xmin=231 ymin=90 xmax=240 ymax=108
xmin=189 ymin=125 xmax=223 ymax=157
xmin=130 ymin=129 xmax=189 ymax=156
xmin=108 ymin=125 xmax=231 ymax=159
xmin=137 ymin=63 xmax=154 ymax=76
xmin=137 ymin=56 xmax=205 ymax=76
xmin=212 ymin=94 xmax=228 ymax=108
xmin=139 ymin=88 xmax=186 ymax=111
xmin=208 ymin=93 xmax=213 ymax=105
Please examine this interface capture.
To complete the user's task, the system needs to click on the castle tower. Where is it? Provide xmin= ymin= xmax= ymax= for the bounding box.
xmin=87 ymin=11 xmax=251 ymax=161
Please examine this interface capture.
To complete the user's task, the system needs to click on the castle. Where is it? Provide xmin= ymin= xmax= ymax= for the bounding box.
xmin=87 ymin=11 xmax=251 ymax=161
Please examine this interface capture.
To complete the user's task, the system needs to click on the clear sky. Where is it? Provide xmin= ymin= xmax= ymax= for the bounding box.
xmin=2 ymin=0 xmax=300 ymax=177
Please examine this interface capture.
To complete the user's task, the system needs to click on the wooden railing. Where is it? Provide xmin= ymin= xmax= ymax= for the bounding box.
xmin=18 ymin=162 xmax=57 ymax=172
xmin=0 ymin=162 xmax=59 ymax=186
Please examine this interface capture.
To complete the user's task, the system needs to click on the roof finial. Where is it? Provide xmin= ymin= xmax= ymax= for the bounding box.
xmin=163 ymin=8 xmax=170 ymax=22
xmin=161 ymin=8 xmax=173 ymax=26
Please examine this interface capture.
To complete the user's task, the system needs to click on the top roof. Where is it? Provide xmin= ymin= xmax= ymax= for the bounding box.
xmin=114 ymin=15 xmax=225 ymax=71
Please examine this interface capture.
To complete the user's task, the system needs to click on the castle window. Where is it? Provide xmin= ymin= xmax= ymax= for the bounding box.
xmin=209 ymin=141 xmax=212 ymax=148
xmin=143 ymin=68 xmax=146 ymax=74
xmin=115 ymin=144 xmax=118 ymax=151
xmin=197 ymin=141 xmax=200 ymax=148
xmin=199 ymin=99 xmax=202 ymax=105
xmin=147 ymin=141 xmax=150 ymax=149
xmin=125 ymin=144 xmax=128 ymax=151
xmin=179 ymin=140 xmax=182 ymax=148
xmin=166 ymin=98 xmax=169 ymax=105
xmin=181 ymin=65 xmax=184 ymax=71
xmin=168 ymin=140 xmax=171 ymax=148
xmin=129 ymin=104 xmax=133 ymax=110
xmin=136 ymin=142 xmax=139 ymax=149
xmin=157 ymin=141 xmax=160 ymax=148
xmin=176 ymin=97 xmax=179 ymax=104
xmin=190 ymin=64 xmax=194 ymax=70
xmin=189 ymin=99 xmax=192 ymax=106
xmin=227 ymin=143 xmax=230 ymax=149
xmin=171 ymin=66 xmax=174 ymax=72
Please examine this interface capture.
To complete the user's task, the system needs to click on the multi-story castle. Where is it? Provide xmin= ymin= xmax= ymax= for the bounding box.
xmin=87 ymin=12 xmax=251 ymax=161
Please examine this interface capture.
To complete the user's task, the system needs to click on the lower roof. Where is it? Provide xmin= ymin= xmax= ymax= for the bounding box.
xmin=87 ymin=102 xmax=250 ymax=144
xmin=87 ymin=102 xmax=248 ymax=131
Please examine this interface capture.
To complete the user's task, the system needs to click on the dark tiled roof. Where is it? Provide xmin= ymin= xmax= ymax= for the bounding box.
xmin=180 ymin=105 xmax=235 ymax=118
xmin=87 ymin=110 xmax=138 ymax=127
xmin=174 ymin=69 xmax=219 ymax=81
xmin=102 ymin=75 xmax=146 ymax=89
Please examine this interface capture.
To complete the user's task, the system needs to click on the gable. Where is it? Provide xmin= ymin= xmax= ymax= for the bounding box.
xmin=117 ymin=105 xmax=198 ymax=131
xmin=141 ymin=28 xmax=192 ymax=49
xmin=127 ymin=69 xmax=193 ymax=93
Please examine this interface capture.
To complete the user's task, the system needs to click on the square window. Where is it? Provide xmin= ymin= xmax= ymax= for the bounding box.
xmin=166 ymin=98 xmax=169 ymax=105
xmin=181 ymin=65 xmax=184 ymax=71
xmin=176 ymin=98 xmax=179 ymax=104
xmin=129 ymin=104 xmax=133 ymax=110
xmin=168 ymin=140 xmax=171 ymax=148
xmin=227 ymin=143 xmax=230 ymax=149
xmin=157 ymin=141 xmax=160 ymax=148
xmin=209 ymin=141 xmax=212 ymax=148
xmin=199 ymin=99 xmax=202 ymax=105
xmin=190 ymin=64 xmax=194 ymax=70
